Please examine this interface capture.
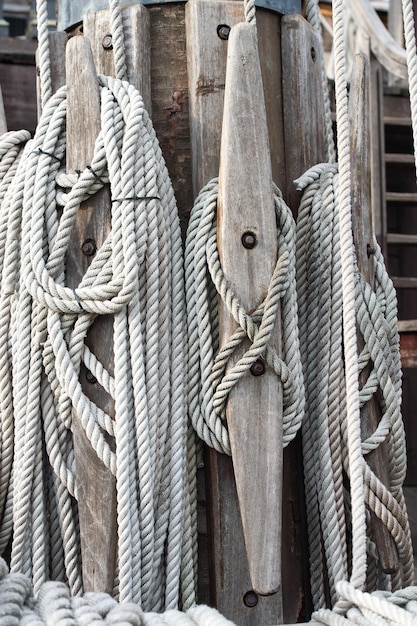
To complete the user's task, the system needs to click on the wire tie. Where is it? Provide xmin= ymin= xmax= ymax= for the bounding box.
xmin=87 ymin=165 xmax=107 ymax=186
xmin=111 ymin=196 xmax=160 ymax=204
xmin=33 ymin=148 xmax=61 ymax=163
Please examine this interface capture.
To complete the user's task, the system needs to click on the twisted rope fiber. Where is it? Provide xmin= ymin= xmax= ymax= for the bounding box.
xmin=184 ymin=179 xmax=304 ymax=455
xmin=295 ymin=0 xmax=415 ymax=623
xmin=0 ymin=70 xmax=199 ymax=611
xmin=0 ymin=557 xmax=238 ymax=626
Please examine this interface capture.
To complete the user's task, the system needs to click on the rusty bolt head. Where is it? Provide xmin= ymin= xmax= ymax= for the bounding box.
xmin=86 ymin=371 xmax=97 ymax=384
xmin=102 ymin=34 xmax=113 ymax=50
xmin=81 ymin=238 xmax=97 ymax=257
xmin=217 ymin=24 xmax=231 ymax=40
xmin=241 ymin=231 xmax=257 ymax=249
xmin=250 ymin=360 xmax=265 ymax=377
xmin=243 ymin=591 xmax=258 ymax=608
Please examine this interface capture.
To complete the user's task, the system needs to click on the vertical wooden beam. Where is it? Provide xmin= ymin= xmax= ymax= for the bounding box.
xmin=186 ymin=0 xmax=244 ymax=195
xmin=66 ymin=35 xmax=117 ymax=594
xmin=350 ymin=52 xmax=399 ymax=575
xmin=217 ymin=20 xmax=283 ymax=601
xmin=281 ymin=14 xmax=327 ymax=215
xmin=84 ymin=4 xmax=151 ymax=112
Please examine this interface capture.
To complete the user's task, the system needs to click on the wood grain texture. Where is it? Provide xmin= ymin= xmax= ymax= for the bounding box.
xmin=281 ymin=14 xmax=327 ymax=215
xmin=185 ymin=0 xmax=244 ymax=195
xmin=84 ymin=4 xmax=151 ymax=112
xmin=350 ymin=53 xmax=399 ymax=574
xmin=66 ymin=35 xmax=117 ymax=593
xmin=217 ymin=20 xmax=282 ymax=602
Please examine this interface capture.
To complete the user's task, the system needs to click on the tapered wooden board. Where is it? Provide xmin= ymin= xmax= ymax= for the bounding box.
xmin=217 ymin=20 xmax=282 ymax=600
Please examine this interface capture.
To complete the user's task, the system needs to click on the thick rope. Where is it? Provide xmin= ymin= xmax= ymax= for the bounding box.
xmin=295 ymin=0 xmax=415 ymax=623
xmin=185 ymin=180 xmax=304 ymax=455
xmin=0 ymin=557 xmax=236 ymax=626
xmin=0 ymin=73 xmax=196 ymax=611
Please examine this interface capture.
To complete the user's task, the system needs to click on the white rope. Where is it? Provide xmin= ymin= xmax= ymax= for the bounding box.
xmin=295 ymin=0 xmax=414 ymax=622
xmin=185 ymin=180 xmax=304 ymax=455
xmin=0 ymin=71 xmax=196 ymax=616
xmin=0 ymin=557 xmax=237 ymax=626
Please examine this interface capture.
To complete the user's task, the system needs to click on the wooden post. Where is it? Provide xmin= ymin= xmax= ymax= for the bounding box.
xmin=65 ymin=35 xmax=117 ymax=594
xmin=349 ymin=52 xmax=399 ymax=574
xmin=217 ymin=20 xmax=283 ymax=601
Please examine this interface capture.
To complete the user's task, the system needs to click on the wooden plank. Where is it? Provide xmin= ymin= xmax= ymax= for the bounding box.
xmin=398 ymin=319 xmax=417 ymax=332
xmin=281 ymin=14 xmax=327 ymax=215
xmin=65 ymin=35 xmax=117 ymax=594
xmin=185 ymin=0 xmax=244 ymax=195
xmin=217 ymin=19 xmax=282 ymax=601
xmin=84 ymin=3 xmax=151 ymax=112
xmin=350 ymin=52 xmax=399 ymax=574
xmin=386 ymin=192 xmax=417 ymax=202
xmin=187 ymin=1 xmax=291 ymax=621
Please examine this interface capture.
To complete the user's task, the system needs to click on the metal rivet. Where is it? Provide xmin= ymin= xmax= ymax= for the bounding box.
xmin=81 ymin=239 xmax=97 ymax=256
xmin=241 ymin=231 xmax=257 ymax=249
xmin=250 ymin=360 xmax=265 ymax=377
xmin=367 ymin=243 xmax=376 ymax=257
xmin=86 ymin=371 xmax=97 ymax=385
xmin=243 ymin=590 xmax=258 ymax=608
xmin=217 ymin=24 xmax=231 ymax=40
xmin=102 ymin=34 xmax=113 ymax=50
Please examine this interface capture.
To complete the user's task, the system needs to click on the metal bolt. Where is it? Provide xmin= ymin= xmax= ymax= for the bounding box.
xmin=217 ymin=24 xmax=231 ymax=40
xmin=243 ymin=590 xmax=258 ymax=608
xmin=81 ymin=238 xmax=97 ymax=256
xmin=241 ymin=231 xmax=257 ymax=249
xmin=250 ymin=360 xmax=265 ymax=377
xmin=86 ymin=371 xmax=97 ymax=385
xmin=102 ymin=34 xmax=113 ymax=50
xmin=367 ymin=243 xmax=376 ymax=257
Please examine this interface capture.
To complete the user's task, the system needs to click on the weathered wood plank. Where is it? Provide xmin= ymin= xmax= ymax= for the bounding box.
xmin=185 ymin=0 xmax=244 ymax=195
xmin=350 ymin=52 xmax=399 ymax=574
xmin=66 ymin=35 xmax=117 ymax=594
xmin=217 ymin=20 xmax=282 ymax=602
xmin=281 ymin=14 xmax=327 ymax=215
xmin=84 ymin=3 xmax=151 ymax=112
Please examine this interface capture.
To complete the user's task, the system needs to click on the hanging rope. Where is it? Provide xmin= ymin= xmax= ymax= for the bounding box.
xmin=0 ymin=0 xmax=199 ymax=615
xmin=185 ymin=179 xmax=304 ymax=455
xmin=296 ymin=0 xmax=415 ymax=623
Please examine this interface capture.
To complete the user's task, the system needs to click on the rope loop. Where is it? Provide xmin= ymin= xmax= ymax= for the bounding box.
xmin=185 ymin=179 xmax=304 ymax=455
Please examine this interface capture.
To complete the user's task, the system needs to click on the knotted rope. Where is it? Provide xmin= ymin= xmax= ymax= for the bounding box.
xmin=185 ymin=179 xmax=303 ymax=455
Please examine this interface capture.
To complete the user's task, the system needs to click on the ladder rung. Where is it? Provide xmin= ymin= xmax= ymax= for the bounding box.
xmin=384 ymin=116 xmax=412 ymax=126
xmin=386 ymin=192 xmax=417 ymax=202
xmin=387 ymin=233 xmax=417 ymax=244
xmin=392 ymin=276 xmax=417 ymax=288
xmin=385 ymin=153 xmax=415 ymax=164
xmin=398 ymin=319 xmax=417 ymax=332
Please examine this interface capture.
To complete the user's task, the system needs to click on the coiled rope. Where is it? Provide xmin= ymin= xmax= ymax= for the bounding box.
xmin=0 ymin=0 xmax=197 ymax=613
xmin=297 ymin=0 xmax=416 ymax=623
